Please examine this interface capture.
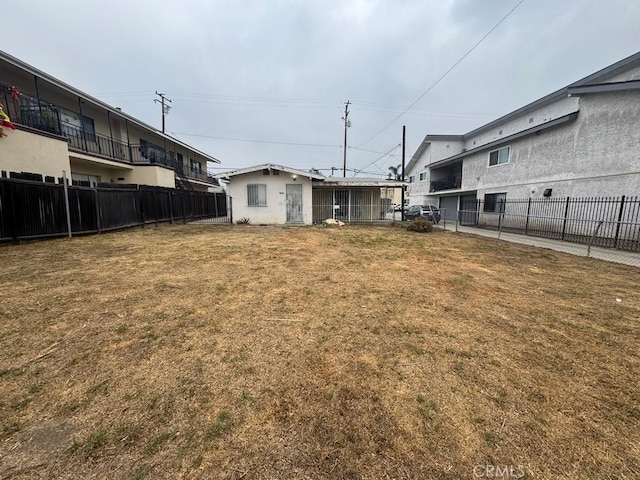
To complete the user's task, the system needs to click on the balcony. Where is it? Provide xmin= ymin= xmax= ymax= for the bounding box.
xmin=430 ymin=178 xmax=461 ymax=192
xmin=1 ymin=85 xmax=216 ymax=185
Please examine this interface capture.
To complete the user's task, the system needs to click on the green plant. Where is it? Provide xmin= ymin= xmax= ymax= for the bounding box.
xmin=236 ymin=217 xmax=251 ymax=225
xmin=406 ymin=217 xmax=433 ymax=233
xmin=207 ymin=410 xmax=234 ymax=438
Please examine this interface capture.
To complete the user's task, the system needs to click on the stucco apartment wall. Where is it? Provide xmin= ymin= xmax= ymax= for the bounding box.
xmin=461 ymin=90 xmax=640 ymax=199
xmin=128 ymin=165 xmax=176 ymax=188
xmin=464 ymin=96 xmax=580 ymax=150
xmin=1 ymin=128 xmax=70 ymax=179
xmin=226 ymin=170 xmax=315 ymax=225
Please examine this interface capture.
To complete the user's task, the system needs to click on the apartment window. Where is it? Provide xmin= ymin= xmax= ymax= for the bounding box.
xmin=419 ymin=172 xmax=427 ymax=181
xmin=409 ymin=175 xmax=416 ymax=183
xmin=484 ymin=193 xmax=506 ymax=212
xmin=190 ymin=159 xmax=202 ymax=173
xmin=489 ymin=146 xmax=510 ymax=166
xmin=247 ymin=184 xmax=267 ymax=206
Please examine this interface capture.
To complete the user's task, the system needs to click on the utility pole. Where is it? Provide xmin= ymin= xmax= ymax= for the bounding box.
xmin=401 ymin=125 xmax=406 ymax=221
xmin=155 ymin=91 xmax=172 ymax=133
xmin=342 ymin=100 xmax=351 ymax=177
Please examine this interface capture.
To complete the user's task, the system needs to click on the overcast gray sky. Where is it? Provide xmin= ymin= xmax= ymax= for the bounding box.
xmin=6 ymin=0 xmax=639 ymax=176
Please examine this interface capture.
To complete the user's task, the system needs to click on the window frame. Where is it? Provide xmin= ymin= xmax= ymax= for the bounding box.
xmin=247 ymin=183 xmax=267 ymax=207
xmin=408 ymin=175 xmax=416 ymax=183
xmin=419 ymin=172 xmax=427 ymax=181
xmin=483 ymin=192 xmax=507 ymax=213
xmin=488 ymin=146 xmax=510 ymax=167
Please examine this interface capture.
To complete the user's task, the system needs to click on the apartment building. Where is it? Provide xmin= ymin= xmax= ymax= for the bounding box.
xmin=0 ymin=51 xmax=221 ymax=192
xmin=406 ymin=51 xmax=640 ymax=220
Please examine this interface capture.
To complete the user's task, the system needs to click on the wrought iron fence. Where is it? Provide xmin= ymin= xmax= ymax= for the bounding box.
xmin=459 ymin=196 xmax=640 ymax=252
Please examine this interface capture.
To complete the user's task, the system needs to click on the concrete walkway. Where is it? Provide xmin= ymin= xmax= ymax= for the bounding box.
xmin=441 ymin=222 xmax=640 ymax=268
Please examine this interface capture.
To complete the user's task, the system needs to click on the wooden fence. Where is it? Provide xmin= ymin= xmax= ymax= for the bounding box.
xmin=0 ymin=178 xmax=229 ymax=242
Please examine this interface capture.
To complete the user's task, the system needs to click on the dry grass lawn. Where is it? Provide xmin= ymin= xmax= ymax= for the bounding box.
xmin=0 ymin=224 xmax=639 ymax=479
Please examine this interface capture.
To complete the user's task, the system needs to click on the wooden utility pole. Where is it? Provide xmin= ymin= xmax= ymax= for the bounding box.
xmin=155 ymin=91 xmax=172 ymax=133
xmin=401 ymin=125 xmax=406 ymax=221
xmin=342 ymin=101 xmax=351 ymax=177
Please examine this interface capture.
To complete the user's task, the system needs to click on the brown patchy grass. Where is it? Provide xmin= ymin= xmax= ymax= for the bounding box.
xmin=0 ymin=224 xmax=638 ymax=479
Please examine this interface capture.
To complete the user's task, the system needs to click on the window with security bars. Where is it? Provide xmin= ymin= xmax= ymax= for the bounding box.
xmin=247 ymin=184 xmax=267 ymax=206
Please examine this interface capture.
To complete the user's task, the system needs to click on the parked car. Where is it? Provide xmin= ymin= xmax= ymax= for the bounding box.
xmin=405 ymin=204 xmax=441 ymax=223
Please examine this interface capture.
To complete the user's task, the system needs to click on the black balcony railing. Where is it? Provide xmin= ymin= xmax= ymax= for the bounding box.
xmin=430 ymin=178 xmax=461 ymax=192
xmin=1 ymin=84 xmax=217 ymax=185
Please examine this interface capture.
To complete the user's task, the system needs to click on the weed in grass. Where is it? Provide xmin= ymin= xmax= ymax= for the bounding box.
xmin=131 ymin=464 xmax=150 ymax=480
xmin=192 ymin=453 xmax=203 ymax=468
xmin=473 ymin=417 xmax=486 ymax=425
xmin=2 ymin=421 xmax=21 ymax=438
xmin=406 ymin=343 xmax=425 ymax=356
xmin=145 ymin=431 xmax=176 ymax=455
xmin=325 ymin=391 xmax=334 ymax=402
xmin=418 ymin=399 xmax=439 ymax=421
xmin=625 ymin=407 xmax=640 ymax=420
xmin=493 ymin=388 xmax=508 ymax=408
xmin=241 ymin=389 xmax=255 ymax=402
xmin=10 ymin=396 xmax=31 ymax=410
xmin=453 ymin=361 xmax=464 ymax=373
xmin=28 ymin=383 xmax=42 ymax=394
xmin=207 ymin=410 xmax=234 ymax=438
xmin=82 ymin=429 xmax=109 ymax=453
xmin=483 ymin=431 xmax=500 ymax=445
xmin=116 ymin=323 xmax=129 ymax=335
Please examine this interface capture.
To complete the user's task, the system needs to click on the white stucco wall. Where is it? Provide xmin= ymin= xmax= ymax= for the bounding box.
xmin=225 ymin=170 xmax=315 ymax=224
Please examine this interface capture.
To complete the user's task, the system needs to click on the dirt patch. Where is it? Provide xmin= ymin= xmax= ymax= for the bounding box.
xmin=0 ymin=224 xmax=639 ymax=479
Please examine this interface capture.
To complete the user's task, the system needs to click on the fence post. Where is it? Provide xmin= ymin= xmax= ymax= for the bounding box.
xmin=8 ymin=180 xmax=18 ymax=243
xmin=169 ymin=191 xmax=174 ymax=224
xmin=498 ymin=211 xmax=503 ymax=239
xmin=139 ymin=188 xmax=145 ymax=227
xmin=62 ymin=170 xmax=72 ymax=238
xmin=94 ymin=188 xmax=102 ymax=234
xmin=229 ymin=196 xmax=233 ymax=224
xmin=561 ymin=196 xmax=570 ymax=241
xmin=614 ymin=195 xmax=626 ymax=249
xmin=587 ymin=220 xmax=604 ymax=257
xmin=524 ymin=197 xmax=531 ymax=235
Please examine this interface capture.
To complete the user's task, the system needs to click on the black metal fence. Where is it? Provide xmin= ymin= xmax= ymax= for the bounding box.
xmin=0 ymin=178 xmax=230 ymax=243
xmin=459 ymin=196 xmax=640 ymax=252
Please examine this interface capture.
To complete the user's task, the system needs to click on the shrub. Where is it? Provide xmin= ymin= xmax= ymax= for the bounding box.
xmin=406 ymin=218 xmax=433 ymax=233
xmin=236 ymin=217 xmax=251 ymax=225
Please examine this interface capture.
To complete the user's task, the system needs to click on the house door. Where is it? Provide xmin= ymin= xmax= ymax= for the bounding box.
xmin=286 ymin=184 xmax=303 ymax=223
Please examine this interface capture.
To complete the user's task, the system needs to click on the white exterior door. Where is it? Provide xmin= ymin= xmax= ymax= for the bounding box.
xmin=286 ymin=184 xmax=303 ymax=223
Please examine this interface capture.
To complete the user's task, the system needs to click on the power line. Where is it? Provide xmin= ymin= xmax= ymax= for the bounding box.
xmin=358 ymin=0 xmax=526 ymax=147
xmin=170 ymin=131 xmax=341 ymax=148
xmin=351 ymin=143 xmax=401 ymax=177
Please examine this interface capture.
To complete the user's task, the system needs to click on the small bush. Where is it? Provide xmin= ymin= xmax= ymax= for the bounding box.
xmin=236 ymin=217 xmax=251 ymax=225
xmin=406 ymin=218 xmax=433 ymax=233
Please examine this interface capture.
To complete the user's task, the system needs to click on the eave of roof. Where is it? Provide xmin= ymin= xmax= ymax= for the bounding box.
xmin=213 ymin=163 xmax=325 ymax=180
xmin=0 ymin=50 xmax=221 ymax=164
xmin=315 ymin=176 xmax=406 ymax=188
xmin=412 ymin=51 xmax=640 ymax=160
xmin=428 ymin=112 xmax=578 ymax=169
xmin=568 ymin=79 xmax=640 ymax=96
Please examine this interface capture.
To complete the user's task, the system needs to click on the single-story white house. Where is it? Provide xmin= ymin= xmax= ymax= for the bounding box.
xmin=215 ymin=164 xmax=405 ymax=225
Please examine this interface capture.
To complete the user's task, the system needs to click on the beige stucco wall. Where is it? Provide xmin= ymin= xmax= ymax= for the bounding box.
xmin=225 ymin=170 xmax=314 ymax=224
xmin=128 ymin=165 xmax=176 ymax=188
xmin=0 ymin=128 xmax=70 ymax=179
